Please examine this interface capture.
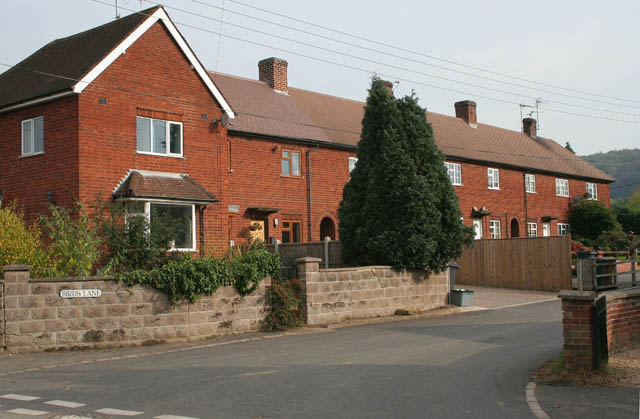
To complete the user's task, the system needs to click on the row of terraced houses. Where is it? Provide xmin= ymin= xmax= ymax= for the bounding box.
xmin=0 ymin=6 xmax=614 ymax=257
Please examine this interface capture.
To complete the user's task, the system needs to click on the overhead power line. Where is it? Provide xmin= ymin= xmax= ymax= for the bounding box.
xmin=90 ymin=0 xmax=640 ymax=125
xmin=190 ymin=0 xmax=640 ymax=112
xmin=227 ymin=0 xmax=640 ymax=106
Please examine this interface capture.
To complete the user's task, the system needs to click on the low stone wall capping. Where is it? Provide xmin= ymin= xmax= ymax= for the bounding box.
xmin=1 ymin=260 xmax=450 ymax=353
xmin=1 ymin=264 xmax=270 ymax=353
xmin=559 ymin=287 xmax=640 ymax=371
xmin=295 ymin=257 xmax=449 ymax=326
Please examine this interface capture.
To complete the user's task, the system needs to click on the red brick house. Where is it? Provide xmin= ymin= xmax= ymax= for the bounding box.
xmin=0 ymin=7 xmax=614 ymax=257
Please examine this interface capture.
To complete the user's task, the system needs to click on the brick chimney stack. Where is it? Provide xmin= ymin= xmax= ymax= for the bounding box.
xmin=258 ymin=57 xmax=288 ymax=93
xmin=454 ymin=100 xmax=477 ymax=127
xmin=381 ymin=80 xmax=393 ymax=95
xmin=523 ymin=118 xmax=537 ymax=137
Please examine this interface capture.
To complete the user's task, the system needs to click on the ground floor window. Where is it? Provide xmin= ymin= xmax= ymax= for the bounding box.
xmin=489 ymin=220 xmax=501 ymax=239
xmin=557 ymin=223 xmax=570 ymax=236
xmin=125 ymin=201 xmax=195 ymax=251
xmin=527 ymin=222 xmax=538 ymax=237
xmin=282 ymin=220 xmax=301 ymax=243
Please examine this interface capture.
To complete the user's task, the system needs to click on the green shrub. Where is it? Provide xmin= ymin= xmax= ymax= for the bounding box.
xmin=91 ymin=199 xmax=182 ymax=273
xmin=118 ymin=249 xmax=280 ymax=305
xmin=264 ymin=279 xmax=303 ymax=330
xmin=39 ymin=204 xmax=102 ymax=277
xmin=0 ymin=202 xmax=50 ymax=276
xmin=569 ymin=199 xmax=620 ymax=242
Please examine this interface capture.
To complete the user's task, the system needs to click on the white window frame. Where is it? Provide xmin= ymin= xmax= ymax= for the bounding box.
xmin=349 ymin=157 xmax=358 ymax=174
xmin=527 ymin=222 xmax=538 ymax=237
xmin=487 ymin=168 xmax=500 ymax=190
xmin=555 ymin=178 xmax=569 ymax=197
xmin=21 ymin=116 xmax=44 ymax=156
xmin=525 ymin=174 xmax=536 ymax=194
xmin=489 ymin=220 xmax=501 ymax=239
xmin=586 ymin=183 xmax=598 ymax=200
xmin=125 ymin=200 xmax=196 ymax=251
xmin=557 ymin=223 xmax=570 ymax=236
xmin=445 ymin=162 xmax=462 ymax=186
xmin=136 ymin=116 xmax=183 ymax=158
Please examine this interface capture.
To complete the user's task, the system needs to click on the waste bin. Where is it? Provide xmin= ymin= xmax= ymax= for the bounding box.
xmin=447 ymin=262 xmax=461 ymax=305
xmin=451 ymin=289 xmax=474 ymax=307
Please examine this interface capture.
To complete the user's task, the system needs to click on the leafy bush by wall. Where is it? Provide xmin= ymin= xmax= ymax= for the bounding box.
xmin=0 ymin=202 xmax=50 ymax=276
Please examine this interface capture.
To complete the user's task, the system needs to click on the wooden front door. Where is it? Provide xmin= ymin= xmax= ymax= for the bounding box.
xmin=249 ymin=220 xmax=265 ymax=242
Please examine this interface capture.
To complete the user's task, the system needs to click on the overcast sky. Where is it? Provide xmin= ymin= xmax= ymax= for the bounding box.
xmin=3 ymin=0 xmax=639 ymax=156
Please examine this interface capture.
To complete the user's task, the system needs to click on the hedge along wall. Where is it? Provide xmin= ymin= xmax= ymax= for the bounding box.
xmin=1 ymin=265 xmax=270 ymax=353
xmin=295 ymin=257 xmax=449 ymax=326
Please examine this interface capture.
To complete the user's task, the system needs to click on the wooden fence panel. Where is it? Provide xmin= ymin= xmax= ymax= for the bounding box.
xmin=455 ymin=236 xmax=571 ymax=292
xmin=267 ymin=240 xmax=342 ymax=268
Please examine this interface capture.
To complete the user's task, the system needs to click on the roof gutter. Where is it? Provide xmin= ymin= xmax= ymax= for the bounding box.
xmin=228 ymin=128 xmax=357 ymax=151
xmin=0 ymin=90 xmax=76 ymax=114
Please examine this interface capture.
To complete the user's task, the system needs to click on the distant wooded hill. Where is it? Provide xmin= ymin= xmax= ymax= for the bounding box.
xmin=581 ymin=148 xmax=640 ymax=201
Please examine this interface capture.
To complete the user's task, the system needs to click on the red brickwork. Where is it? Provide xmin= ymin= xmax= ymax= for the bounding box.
xmin=0 ymin=96 xmax=79 ymax=220
xmin=258 ymin=57 xmax=288 ymax=92
xmin=607 ymin=291 xmax=640 ymax=355
xmin=450 ymin=160 xmax=610 ymax=238
xmin=559 ymin=292 xmax=596 ymax=371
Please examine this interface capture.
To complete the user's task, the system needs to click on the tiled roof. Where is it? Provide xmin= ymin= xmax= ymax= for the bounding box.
xmin=113 ymin=170 xmax=217 ymax=203
xmin=0 ymin=6 xmax=158 ymax=109
xmin=212 ymin=73 xmax=613 ymax=182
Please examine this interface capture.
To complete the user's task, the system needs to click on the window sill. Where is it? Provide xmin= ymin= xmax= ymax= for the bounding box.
xmin=19 ymin=152 xmax=45 ymax=159
xmin=280 ymin=175 xmax=303 ymax=179
xmin=452 ymin=183 xmax=463 ymax=187
xmin=137 ymin=151 xmax=184 ymax=159
xmin=526 ymin=191 xmax=536 ymax=194
xmin=488 ymin=187 xmax=500 ymax=191
xmin=169 ymin=248 xmax=197 ymax=252
xmin=556 ymin=194 xmax=569 ymax=198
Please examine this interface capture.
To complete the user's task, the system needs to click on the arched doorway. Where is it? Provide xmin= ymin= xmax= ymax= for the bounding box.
xmin=510 ymin=218 xmax=520 ymax=238
xmin=319 ymin=217 xmax=336 ymax=240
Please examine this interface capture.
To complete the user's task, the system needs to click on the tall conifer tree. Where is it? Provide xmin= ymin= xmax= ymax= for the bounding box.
xmin=339 ymin=79 xmax=473 ymax=270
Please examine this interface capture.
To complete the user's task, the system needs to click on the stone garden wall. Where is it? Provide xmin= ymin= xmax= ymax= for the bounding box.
xmin=1 ymin=265 xmax=269 ymax=353
xmin=296 ymin=257 xmax=449 ymax=326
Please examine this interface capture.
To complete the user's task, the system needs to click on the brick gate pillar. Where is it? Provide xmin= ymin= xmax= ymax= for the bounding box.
xmin=558 ymin=290 xmax=597 ymax=371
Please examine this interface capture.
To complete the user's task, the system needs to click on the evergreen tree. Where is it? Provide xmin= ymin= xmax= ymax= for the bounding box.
xmin=338 ymin=79 xmax=473 ymax=271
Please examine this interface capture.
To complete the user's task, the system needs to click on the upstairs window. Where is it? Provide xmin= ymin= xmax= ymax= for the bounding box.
xmin=525 ymin=174 xmax=536 ymax=193
xmin=281 ymin=149 xmax=301 ymax=176
xmin=489 ymin=220 xmax=501 ymax=239
xmin=22 ymin=116 xmax=44 ymax=156
xmin=555 ymin=178 xmax=569 ymax=197
xmin=349 ymin=157 xmax=358 ymax=174
xmin=557 ymin=223 xmax=570 ymax=236
xmin=136 ymin=116 xmax=183 ymax=157
xmin=488 ymin=168 xmax=499 ymax=190
xmin=586 ymin=183 xmax=598 ymax=200
xmin=527 ymin=222 xmax=538 ymax=237
xmin=445 ymin=162 xmax=462 ymax=186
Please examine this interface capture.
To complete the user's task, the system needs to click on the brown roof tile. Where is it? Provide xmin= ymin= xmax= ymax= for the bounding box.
xmin=113 ymin=171 xmax=217 ymax=203
xmin=0 ymin=6 xmax=158 ymax=109
xmin=213 ymin=75 xmax=613 ymax=182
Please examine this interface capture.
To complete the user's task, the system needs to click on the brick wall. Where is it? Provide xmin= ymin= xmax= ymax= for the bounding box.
xmin=1 ymin=265 xmax=269 ymax=353
xmin=450 ymin=160 xmax=610 ymax=239
xmin=559 ymin=288 xmax=640 ymax=371
xmin=295 ymin=257 xmax=448 ymax=326
xmin=606 ymin=289 xmax=640 ymax=355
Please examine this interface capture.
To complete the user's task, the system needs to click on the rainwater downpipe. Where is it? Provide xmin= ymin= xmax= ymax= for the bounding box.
xmin=306 ymin=143 xmax=320 ymax=241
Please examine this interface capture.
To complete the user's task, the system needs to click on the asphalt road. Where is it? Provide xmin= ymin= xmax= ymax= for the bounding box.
xmin=0 ymin=301 xmax=562 ymax=419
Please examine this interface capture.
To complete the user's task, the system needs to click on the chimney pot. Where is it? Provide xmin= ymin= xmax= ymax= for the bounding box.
xmin=381 ymin=80 xmax=393 ymax=95
xmin=523 ymin=118 xmax=537 ymax=137
xmin=258 ymin=57 xmax=288 ymax=93
xmin=454 ymin=100 xmax=477 ymax=127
